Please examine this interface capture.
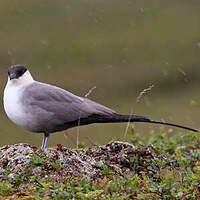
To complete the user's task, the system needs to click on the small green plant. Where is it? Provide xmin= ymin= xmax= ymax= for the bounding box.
xmin=30 ymin=154 xmax=44 ymax=166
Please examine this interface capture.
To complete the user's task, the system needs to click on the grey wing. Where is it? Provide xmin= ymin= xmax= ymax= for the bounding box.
xmin=20 ymin=81 xmax=115 ymax=132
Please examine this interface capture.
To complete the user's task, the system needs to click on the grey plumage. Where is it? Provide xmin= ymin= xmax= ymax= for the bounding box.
xmin=20 ymin=81 xmax=115 ymax=132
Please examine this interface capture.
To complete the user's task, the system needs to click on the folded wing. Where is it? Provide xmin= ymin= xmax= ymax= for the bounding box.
xmin=20 ymin=81 xmax=115 ymax=132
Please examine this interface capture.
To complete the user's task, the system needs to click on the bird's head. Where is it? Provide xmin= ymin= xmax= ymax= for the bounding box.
xmin=7 ymin=65 xmax=34 ymax=86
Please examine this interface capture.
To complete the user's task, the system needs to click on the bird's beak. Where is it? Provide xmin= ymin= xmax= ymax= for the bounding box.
xmin=9 ymin=73 xmax=17 ymax=80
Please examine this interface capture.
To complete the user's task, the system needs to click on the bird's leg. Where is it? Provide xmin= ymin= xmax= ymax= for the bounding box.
xmin=41 ymin=132 xmax=50 ymax=149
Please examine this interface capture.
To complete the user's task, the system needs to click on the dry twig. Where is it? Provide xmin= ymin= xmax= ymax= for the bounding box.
xmin=136 ymin=84 xmax=154 ymax=103
xmin=76 ymin=86 xmax=97 ymax=148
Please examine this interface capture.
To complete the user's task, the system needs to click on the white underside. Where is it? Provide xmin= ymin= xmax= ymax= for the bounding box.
xmin=4 ymin=83 xmax=28 ymax=130
xmin=3 ymin=71 xmax=34 ymax=131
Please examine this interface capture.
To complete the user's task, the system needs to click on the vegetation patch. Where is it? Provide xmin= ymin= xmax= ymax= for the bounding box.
xmin=0 ymin=131 xmax=199 ymax=199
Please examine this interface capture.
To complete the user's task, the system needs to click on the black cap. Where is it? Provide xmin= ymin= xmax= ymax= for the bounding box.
xmin=8 ymin=65 xmax=27 ymax=80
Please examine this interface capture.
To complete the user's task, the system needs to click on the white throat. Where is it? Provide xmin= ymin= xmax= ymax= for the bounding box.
xmin=6 ymin=70 xmax=34 ymax=88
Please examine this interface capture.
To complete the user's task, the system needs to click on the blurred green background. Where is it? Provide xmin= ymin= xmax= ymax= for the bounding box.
xmin=0 ymin=0 xmax=200 ymax=148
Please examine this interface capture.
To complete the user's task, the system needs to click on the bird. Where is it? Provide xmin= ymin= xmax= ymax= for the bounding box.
xmin=3 ymin=65 xmax=198 ymax=149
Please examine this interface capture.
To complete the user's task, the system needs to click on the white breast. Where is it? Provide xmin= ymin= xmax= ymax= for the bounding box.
xmin=3 ymin=84 xmax=28 ymax=129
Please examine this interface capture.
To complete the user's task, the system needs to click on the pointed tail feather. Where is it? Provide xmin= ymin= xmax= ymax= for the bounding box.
xmin=68 ymin=113 xmax=198 ymax=132
xmin=95 ymin=113 xmax=198 ymax=132
xmin=144 ymin=119 xmax=198 ymax=132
